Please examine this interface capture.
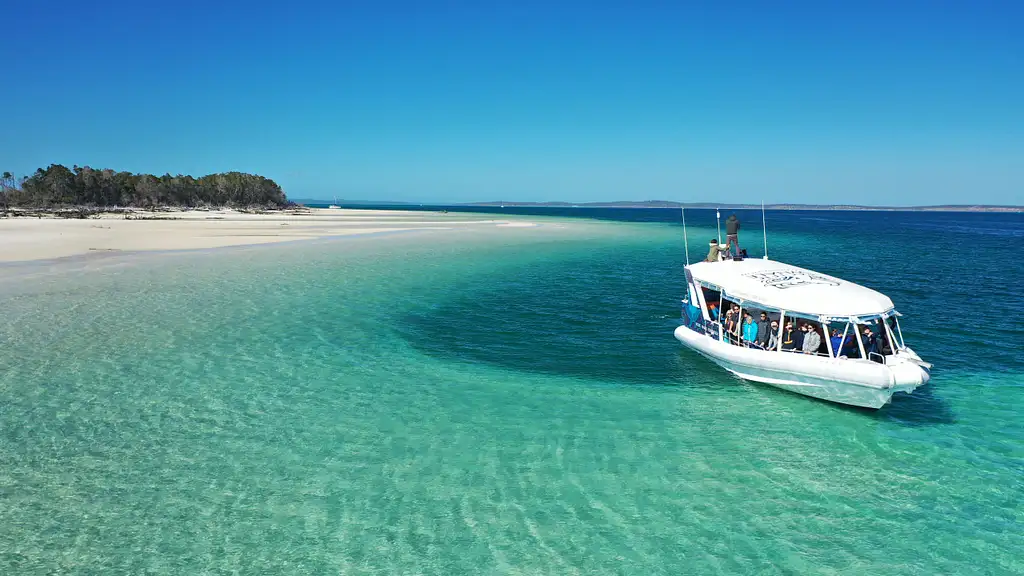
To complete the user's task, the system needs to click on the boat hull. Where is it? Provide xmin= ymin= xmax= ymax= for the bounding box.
xmin=674 ymin=325 xmax=929 ymax=409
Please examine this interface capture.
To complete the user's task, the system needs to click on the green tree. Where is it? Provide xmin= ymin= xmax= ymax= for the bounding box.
xmin=12 ymin=165 xmax=289 ymax=209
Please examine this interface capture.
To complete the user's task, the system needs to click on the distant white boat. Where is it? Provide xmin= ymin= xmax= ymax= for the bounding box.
xmin=328 ymin=196 xmax=340 ymax=209
xmin=675 ymin=257 xmax=932 ymax=409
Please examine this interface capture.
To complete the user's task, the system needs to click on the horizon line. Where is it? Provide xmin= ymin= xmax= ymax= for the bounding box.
xmin=290 ymin=198 xmax=1024 ymax=212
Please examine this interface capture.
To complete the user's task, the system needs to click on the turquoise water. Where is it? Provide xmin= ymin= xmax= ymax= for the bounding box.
xmin=1 ymin=212 xmax=1022 ymax=574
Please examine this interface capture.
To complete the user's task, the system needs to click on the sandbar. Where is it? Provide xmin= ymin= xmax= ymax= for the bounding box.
xmin=0 ymin=208 xmax=537 ymax=263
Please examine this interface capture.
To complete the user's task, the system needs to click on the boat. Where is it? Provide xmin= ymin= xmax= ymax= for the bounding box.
xmin=328 ymin=196 xmax=341 ymax=209
xmin=674 ymin=255 xmax=932 ymax=409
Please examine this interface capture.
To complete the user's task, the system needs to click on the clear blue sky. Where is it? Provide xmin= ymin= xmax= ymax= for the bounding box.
xmin=3 ymin=0 xmax=1021 ymax=205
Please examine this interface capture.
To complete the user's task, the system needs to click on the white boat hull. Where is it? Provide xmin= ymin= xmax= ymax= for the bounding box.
xmin=674 ymin=325 xmax=930 ymax=409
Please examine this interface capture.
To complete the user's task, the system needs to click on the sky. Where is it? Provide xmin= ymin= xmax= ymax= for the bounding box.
xmin=2 ymin=0 xmax=1022 ymax=205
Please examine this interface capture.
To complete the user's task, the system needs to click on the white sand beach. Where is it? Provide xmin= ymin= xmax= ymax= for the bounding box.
xmin=0 ymin=208 xmax=537 ymax=263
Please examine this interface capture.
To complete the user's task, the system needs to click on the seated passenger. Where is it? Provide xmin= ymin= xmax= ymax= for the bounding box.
xmin=862 ymin=327 xmax=875 ymax=351
xmin=877 ymin=319 xmax=894 ymax=354
xmin=802 ymin=323 xmax=822 ymax=355
xmin=781 ymin=321 xmax=798 ymax=351
xmin=705 ymin=239 xmax=722 ymax=262
xmin=707 ymin=302 xmax=719 ymax=321
xmin=756 ymin=312 xmax=772 ymax=348
xmin=842 ymin=332 xmax=860 ymax=358
xmin=830 ymin=329 xmax=844 ymax=357
xmin=742 ymin=313 xmax=759 ymax=347
xmin=863 ymin=326 xmax=885 ymax=359
xmin=767 ymin=320 xmax=779 ymax=350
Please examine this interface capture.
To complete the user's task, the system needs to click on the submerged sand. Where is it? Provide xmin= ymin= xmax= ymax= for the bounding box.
xmin=0 ymin=208 xmax=539 ymax=263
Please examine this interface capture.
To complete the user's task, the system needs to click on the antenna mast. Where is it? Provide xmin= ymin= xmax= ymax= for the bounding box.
xmin=761 ymin=200 xmax=768 ymax=260
xmin=681 ymin=206 xmax=690 ymax=266
xmin=716 ymin=208 xmax=721 ymax=245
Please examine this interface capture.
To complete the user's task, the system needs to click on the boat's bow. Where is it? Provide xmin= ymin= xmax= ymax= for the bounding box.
xmin=887 ymin=349 xmax=931 ymax=394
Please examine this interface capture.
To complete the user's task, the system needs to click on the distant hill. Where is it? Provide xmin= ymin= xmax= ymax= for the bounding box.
xmin=467 ymin=200 xmax=1023 ymax=212
xmin=287 ymin=198 xmax=1022 ymax=213
xmin=290 ymin=198 xmax=424 ymax=206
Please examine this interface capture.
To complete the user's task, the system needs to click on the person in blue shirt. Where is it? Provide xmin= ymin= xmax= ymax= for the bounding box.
xmin=842 ymin=331 xmax=860 ymax=358
xmin=830 ymin=329 xmax=844 ymax=357
xmin=742 ymin=313 xmax=759 ymax=347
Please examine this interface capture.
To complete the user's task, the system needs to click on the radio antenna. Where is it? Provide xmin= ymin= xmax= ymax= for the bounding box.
xmin=681 ymin=206 xmax=690 ymax=266
xmin=716 ymin=208 xmax=721 ymax=245
xmin=761 ymin=200 xmax=769 ymax=260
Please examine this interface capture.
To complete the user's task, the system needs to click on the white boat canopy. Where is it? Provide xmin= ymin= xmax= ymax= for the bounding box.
xmin=687 ymin=258 xmax=895 ymax=319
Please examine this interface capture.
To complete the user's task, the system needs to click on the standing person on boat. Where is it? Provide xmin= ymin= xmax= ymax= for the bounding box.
xmin=802 ymin=323 xmax=822 ymax=355
xmin=756 ymin=312 xmax=772 ymax=348
xmin=767 ymin=320 xmax=780 ymax=350
xmin=742 ymin=313 xmax=759 ymax=347
xmin=725 ymin=214 xmax=741 ymax=257
xmin=723 ymin=308 xmax=737 ymax=342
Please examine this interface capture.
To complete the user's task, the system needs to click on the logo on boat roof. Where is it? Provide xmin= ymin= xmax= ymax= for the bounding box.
xmin=744 ymin=269 xmax=840 ymax=289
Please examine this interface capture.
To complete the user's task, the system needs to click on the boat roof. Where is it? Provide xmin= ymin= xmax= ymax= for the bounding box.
xmin=686 ymin=258 xmax=895 ymax=319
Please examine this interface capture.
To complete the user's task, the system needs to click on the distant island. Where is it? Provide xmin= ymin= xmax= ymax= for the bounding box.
xmin=467 ymin=200 xmax=1023 ymax=213
xmin=293 ymin=198 xmax=1022 ymax=213
xmin=1 ymin=164 xmax=290 ymax=211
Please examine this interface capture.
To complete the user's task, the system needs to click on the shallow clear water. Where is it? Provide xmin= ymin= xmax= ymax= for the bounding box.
xmin=1 ymin=211 xmax=1022 ymax=574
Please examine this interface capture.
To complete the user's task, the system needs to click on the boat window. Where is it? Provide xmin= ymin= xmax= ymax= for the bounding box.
xmin=779 ymin=314 xmax=797 ymax=352
xmin=701 ymin=285 xmax=722 ymax=321
xmin=685 ymin=293 xmax=897 ymax=361
xmin=886 ymin=316 xmax=905 ymax=349
xmin=719 ymin=298 xmax=742 ymax=346
xmin=826 ymin=320 xmax=861 ymax=359
xmin=798 ymin=320 xmax=829 ymax=357
xmin=857 ymin=320 xmax=889 ymax=363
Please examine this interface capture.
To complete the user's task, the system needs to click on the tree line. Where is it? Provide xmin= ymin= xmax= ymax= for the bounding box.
xmin=1 ymin=164 xmax=290 ymax=209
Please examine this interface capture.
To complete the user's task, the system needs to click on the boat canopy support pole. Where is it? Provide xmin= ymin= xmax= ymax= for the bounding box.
xmin=822 ymin=318 xmax=834 ymax=358
xmin=893 ymin=317 xmax=906 ymax=349
xmin=776 ymin=311 xmax=786 ymax=351
xmin=718 ymin=291 xmax=725 ymax=341
xmin=853 ymin=318 xmax=867 ymax=359
xmin=839 ymin=322 xmax=851 ymax=359
xmin=736 ymin=303 xmax=743 ymax=344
